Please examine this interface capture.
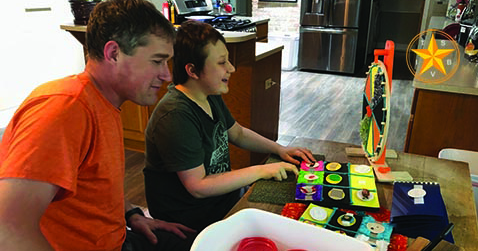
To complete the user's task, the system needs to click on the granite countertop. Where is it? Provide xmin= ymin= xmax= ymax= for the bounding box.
xmin=60 ymin=24 xmax=256 ymax=44
xmin=426 ymin=16 xmax=456 ymax=30
xmin=412 ymin=16 xmax=478 ymax=96
xmin=235 ymin=16 xmax=270 ymax=25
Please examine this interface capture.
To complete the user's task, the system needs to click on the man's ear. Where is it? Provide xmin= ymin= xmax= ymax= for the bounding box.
xmin=185 ymin=63 xmax=199 ymax=79
xmin=103 ymin=41 xmax=120 ymax=63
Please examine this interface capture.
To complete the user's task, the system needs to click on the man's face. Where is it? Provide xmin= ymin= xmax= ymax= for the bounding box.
xmin=198 ymin=40 xmax=235 ymax=95
xmin=116 ymin=34 xmax=174 ymax=106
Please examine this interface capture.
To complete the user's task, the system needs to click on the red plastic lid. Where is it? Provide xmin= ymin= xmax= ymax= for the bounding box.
xmin=237 ymin=237 xmax=278 ymax=251
xmin=378 ymin=166 xmax=391 ymax=173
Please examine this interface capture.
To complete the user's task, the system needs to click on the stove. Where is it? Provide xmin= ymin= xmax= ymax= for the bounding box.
xmin=208 ymin=18 xmax=256 ymax=32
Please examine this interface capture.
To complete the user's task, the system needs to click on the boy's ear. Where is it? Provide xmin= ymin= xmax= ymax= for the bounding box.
xmin=104 ymin=41 xmax=120 ymax=63
xmin=185 ymin=63 xmax=199 ymax=79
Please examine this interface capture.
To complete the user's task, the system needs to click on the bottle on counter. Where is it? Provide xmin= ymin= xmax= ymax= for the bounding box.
xmin=464 ymin=17 xmax=478 ymax=62
xmin=212 ymin=0 xmax=221 ymax=15
xmin=224 ymin=2 xmax=233 ymax=13
xmin=162 ymin=2 xmax=170 ymax=21
xmin=456 ymin=0 xmax=467 ymax=22
xmin=170 ymin=1 xmax=176 ymax=24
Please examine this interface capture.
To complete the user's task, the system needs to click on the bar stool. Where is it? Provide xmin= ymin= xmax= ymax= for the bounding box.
xmin=438 ymin=148 xmax=478 ymax=218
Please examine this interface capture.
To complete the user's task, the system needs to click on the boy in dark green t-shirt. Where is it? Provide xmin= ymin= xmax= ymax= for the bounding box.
xmin=144 ymin=20 xmax=316 ymax=231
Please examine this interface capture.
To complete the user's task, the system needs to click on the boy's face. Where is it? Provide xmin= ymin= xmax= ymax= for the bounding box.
xmin=198 ymin=40 xmax=235 ymax=95
xmin=116 ymin=34 xmax=174 ymax=106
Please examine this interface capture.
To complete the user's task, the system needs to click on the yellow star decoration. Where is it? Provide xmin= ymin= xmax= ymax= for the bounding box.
xmin=412 ymin=34 xmax=455 ymax=75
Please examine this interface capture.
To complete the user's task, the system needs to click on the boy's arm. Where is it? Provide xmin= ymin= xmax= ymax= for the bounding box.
xmin=178 ymin=161 xmax=297 ymax=198
xmin=227 ymin=122 xmax=315 ymax=164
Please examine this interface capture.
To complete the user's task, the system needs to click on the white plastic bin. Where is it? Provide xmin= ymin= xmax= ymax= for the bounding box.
xmin=268 ymin=33 xmax=299 ymax=71
xmin=191 ymin=208 xmax=373 ymax=251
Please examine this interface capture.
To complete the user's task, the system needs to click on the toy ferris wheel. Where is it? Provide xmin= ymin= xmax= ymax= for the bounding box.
xmin=358 ymin=41 xmax=411 ymax=182
xmin=360 ymin=42 xmax=393 ymax=164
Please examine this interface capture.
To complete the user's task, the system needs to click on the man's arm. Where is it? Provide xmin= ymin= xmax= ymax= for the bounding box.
xmin=0 ymin=178 xmax=59 ymax=250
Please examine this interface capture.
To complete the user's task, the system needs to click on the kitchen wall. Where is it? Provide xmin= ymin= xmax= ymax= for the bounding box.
xmin=252 ymin=0 xmax=301 ymax=34
xmin=0 ymin=0 xmax=85 ymax=128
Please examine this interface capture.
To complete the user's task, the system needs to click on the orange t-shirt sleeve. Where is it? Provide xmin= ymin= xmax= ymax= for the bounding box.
xmin=0 ymin=95 xmax=92 ymax=200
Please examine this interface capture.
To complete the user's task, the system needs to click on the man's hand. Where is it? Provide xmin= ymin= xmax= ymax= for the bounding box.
xmin=128 ymin=214 xmax=197 ymax=244
xmin=278 ymin=146 xmax=316 ymax=165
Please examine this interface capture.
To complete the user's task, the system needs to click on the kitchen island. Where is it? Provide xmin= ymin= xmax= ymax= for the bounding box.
xmin=235 ymin=16 xmax=270 ymax=42
xmin=60 ymin=22 xmax=283 ymax=170
xmin=404 ymin=16 xmax=478 ymax=157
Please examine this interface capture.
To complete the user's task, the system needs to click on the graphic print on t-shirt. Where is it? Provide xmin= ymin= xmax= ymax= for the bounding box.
xmin=208 ymin=121 xmax=230 ymax=175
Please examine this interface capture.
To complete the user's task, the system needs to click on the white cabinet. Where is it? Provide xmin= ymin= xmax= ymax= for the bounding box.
xmin=0 ymin=0 xmax=84 ymax=126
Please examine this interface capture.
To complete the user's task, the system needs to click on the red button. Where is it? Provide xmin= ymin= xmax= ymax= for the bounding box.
xmin=237 ymin=237 xmax=278 ymax=251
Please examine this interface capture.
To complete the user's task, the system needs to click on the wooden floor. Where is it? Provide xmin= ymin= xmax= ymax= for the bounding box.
xmin=124 ymin=69 xmax=414 ymax=208
xmin=277 ymin=70 xmax=414 ymax=150
xmin=124 ymin=149 xmax=149 ymax=207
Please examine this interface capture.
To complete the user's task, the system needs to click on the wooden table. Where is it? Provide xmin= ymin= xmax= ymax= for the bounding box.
xmin=226 ymin=138 xmax=478 ymax=250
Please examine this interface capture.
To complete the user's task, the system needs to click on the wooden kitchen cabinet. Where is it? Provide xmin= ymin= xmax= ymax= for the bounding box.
xmin=404 ymin=89 xmax=478 ymax=157
xmin=121 ymin=101 xmax=149 ymax=150
xmin=120 ymin=101 xmax=158 ymax=152
xmin=256 ymin=21 xmax=268 ymax=42
xmin=224 ymin=39 xmax=282 ymax=169
xmin=250 ymin=46 xmax=282 ymax=165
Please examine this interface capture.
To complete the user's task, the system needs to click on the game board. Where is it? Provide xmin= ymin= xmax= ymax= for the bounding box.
xmin=295 ymin=160 xmax=380 ymax=212
xmin=299 ymin=204 xmax=393 ymax=251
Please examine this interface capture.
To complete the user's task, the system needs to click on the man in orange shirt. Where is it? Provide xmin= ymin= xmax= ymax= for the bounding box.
xmin=0 ymin=0 xmax=195 ymax=250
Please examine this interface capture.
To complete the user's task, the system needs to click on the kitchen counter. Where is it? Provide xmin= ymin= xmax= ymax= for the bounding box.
xmin=413 ymin=16 xmax=478 ymax=96
xmin=60 ymin=24 xmax=256 ymax=44
xmin=220 ymin=31 xmax=256 ymax=43
xmin=255 ymin=42 xmax=283 ymax=61
xmin=235 ymin=16 xmax=270 ymax=42
xmin=426 ymin=16 xmax=457 ymax=30
xmin=235 ymin=16 xmax=270 ymax=25
xmin=413 ymin=45 xmax=478 ymax=96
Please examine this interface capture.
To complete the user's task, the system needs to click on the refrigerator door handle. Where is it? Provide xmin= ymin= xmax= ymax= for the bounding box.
xmin=302 ymin=27 xmax=348 ymax=34
xmin=329 ymin=0 xmax=334 ymax=22
xmin=311 ymin=0 xmax=325 ymax=14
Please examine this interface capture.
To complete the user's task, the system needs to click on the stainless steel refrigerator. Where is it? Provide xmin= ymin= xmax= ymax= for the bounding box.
xmin=298 ymin=0 xmax=362 ymax=73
